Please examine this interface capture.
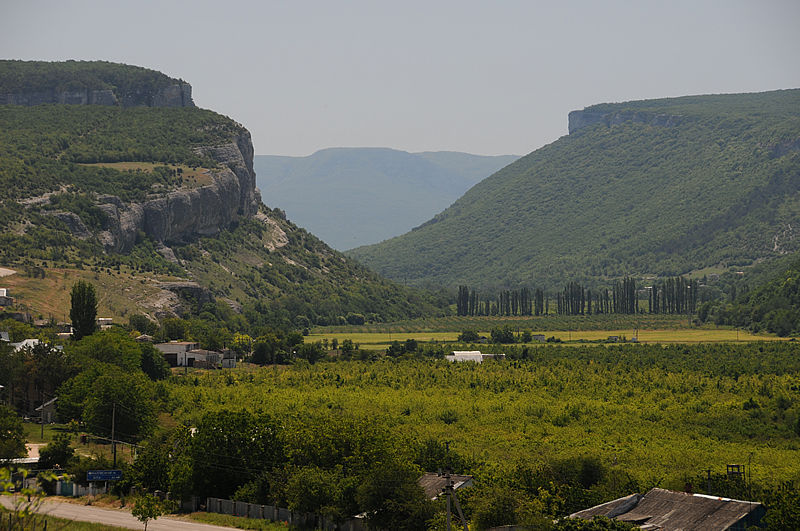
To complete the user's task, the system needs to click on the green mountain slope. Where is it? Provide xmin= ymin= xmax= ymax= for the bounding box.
xmin=254 ymin=148 xmax=518 ymax=249
xmin=0 ymin=61 xmax=440 ymax=328
xmin=0 ymin=59 xmax=193 ymax=107
xmin=349 ymin=89 xmax=800 ymax=290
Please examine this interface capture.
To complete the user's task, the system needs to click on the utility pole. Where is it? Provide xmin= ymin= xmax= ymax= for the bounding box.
xmin=40 ymin=391 xmax=44 ymax=440
xmin=442 ymin=442 xmax=468 ymax=531
xmin=111 ymin=402 xmax=117 ymax=468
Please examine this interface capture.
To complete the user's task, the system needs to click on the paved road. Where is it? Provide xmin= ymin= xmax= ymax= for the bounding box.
xmin=0 ymin=496 xmax=237 ymax=530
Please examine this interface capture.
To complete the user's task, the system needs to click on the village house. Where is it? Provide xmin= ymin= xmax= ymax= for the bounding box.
xmin=0 ymin=287 xmax=13 ymax=307
xmin=570 ymin=487 xmax=764 ymax=530
xmin=186 ymin=348 xmax=222 ymax=368
xmin=154 ymin=341 xmax=200 ymax=367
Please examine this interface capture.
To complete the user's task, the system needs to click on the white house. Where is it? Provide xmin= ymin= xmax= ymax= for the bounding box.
xmin=154 ymin=341 xmax=200 ymax=367
xmin=445 ymin=350 xmax=505 ymax=363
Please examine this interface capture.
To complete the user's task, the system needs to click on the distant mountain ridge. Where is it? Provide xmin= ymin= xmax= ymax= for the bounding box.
xmin=254 ymin=148 xmax=519 ymax=250
xmin=349 ymin=89 xmax=800 ymax=290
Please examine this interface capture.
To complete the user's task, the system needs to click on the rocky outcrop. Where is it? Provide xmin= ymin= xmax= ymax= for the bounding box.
xmin=96 ymin=131 xmax=260 ymax=252
xmin=47 ymin=211 xmax=93 ymax=239
xmin=157 ymin=281 xmax=214 ymax=306
xmin=0 ymin=83 xmax=194 ymax=107
xmin=568 ymin=109 xmax=682 ymax=134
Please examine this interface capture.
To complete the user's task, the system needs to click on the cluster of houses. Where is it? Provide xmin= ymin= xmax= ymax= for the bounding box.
xmin=150 ymin=340 xmax=236 ymax=369
xmin=0 ymin=285 xmax=236 ymax=370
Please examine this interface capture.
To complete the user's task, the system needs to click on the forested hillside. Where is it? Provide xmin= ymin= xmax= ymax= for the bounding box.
xmin=0 ymin=59 xmax=193 ymax=107
xmin=255 ymin=148 xmax=518 ymax=249
xmin=349 ymin=90 xmax=800 ymax=290
xmin=703 ymin=251 xmax=800 ymax=335
xmin=0 ymin=61 xmax=441 ymax=328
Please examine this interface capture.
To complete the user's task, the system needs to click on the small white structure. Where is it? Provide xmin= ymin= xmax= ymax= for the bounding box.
xmin=11 ymin=338 xmax=42 ymax=351
xmin=445 ymin=350 xmax=505 ymax=363
xmin=155 ymin=341 xmax=200 ymax=367
xmin=96 ymin=317 xmax=113 ymax=330
xmin=0 ymin=288 xmax=12 ymax=307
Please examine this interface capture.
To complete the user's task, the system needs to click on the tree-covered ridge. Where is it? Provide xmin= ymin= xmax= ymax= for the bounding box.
xmin=583 ymin=88 xmax=800 ymax=118
xmin=349 ymin=89 xmax=800 ymax=290
xmin=0 ymin=60 xmax=184 ymax=100
xmin=705 ymin=252 xmax=800 ymax=335
xmin=0 ymin=104 xmax=241 ymax=202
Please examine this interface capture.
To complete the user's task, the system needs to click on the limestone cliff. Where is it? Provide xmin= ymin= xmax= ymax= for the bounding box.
xmin=96 ymin=130 xmax=261 ymax=252
xmin=568 ymin=109 xmax=682 ymax=134
xmin=0 ymin=83 xmax=194 ymax=108
xmin=0 ymin=60 xmax=194 ymax=108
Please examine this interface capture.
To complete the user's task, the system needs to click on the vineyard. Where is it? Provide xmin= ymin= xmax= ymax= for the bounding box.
xmin=166 ymin=342 xmax=800 ymax=492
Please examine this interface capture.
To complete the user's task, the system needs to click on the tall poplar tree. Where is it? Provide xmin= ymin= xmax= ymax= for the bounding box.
xmin=70 ymin=280 xmax=97 ymax=340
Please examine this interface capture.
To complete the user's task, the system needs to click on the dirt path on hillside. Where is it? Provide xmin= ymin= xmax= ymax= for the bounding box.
xmin=25 ymin=443 xmax=45 ymax=458
xmin=0 ymin=267 xmax=16 ymax=277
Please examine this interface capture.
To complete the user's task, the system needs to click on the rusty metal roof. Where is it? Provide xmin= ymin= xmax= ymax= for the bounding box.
xmin=570 ymin=488 xmax=764 ymax=530
xmin=418 ymin=473 xmax=473 ymax=500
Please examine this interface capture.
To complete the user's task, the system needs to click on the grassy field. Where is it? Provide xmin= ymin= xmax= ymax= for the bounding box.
xmin=78 ymin=161 xmax=214 ymax=187
xmin=22 ymin=422 xmax=138 ymax=463
xmin=1 ymin=266 xmax=178 ymax=324
xmin=314 ymin=313 xmax=708 ymax=334
xmin=0 ymin=506 xmax=128 ymax=530
xmin=308 ymin=322 xmax=782 ymax=350
xmin=186 ymin=511 xmax=293 ymax=530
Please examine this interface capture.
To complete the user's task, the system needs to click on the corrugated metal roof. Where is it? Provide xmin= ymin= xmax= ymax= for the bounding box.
xmin=418 ymin=473 xmax=473 ymax=500
xmin=571 ymin=488 xmax=763 ymax=530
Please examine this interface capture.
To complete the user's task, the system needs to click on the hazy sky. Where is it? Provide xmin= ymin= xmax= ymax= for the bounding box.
xmin=2 ymin=1 xmax=799 ymax=156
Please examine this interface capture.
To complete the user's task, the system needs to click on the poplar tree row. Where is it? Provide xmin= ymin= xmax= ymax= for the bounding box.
xmin=555 ymin=277 xmax=637 ymax=315
xmin=649 ymin=276 xmax=699 ymax=314
xmin=457 ymin=286 xmax=547 ymax=316
xmin=457 ymin=276 xmax=680 ymax=317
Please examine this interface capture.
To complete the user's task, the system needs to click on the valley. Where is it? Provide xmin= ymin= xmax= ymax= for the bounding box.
xmin=2 ymin=60 xmax=799 ymax=530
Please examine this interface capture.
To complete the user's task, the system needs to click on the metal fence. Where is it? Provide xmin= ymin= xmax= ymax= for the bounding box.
xmin=205 ymin=497 xmax=366 ymax=530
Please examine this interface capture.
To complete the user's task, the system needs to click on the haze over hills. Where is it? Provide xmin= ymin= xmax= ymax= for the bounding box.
xmin=0 ymin=61 xmax=440 ymax=327
xmin=254 ymin=148 xmax=518 ymax=250
xmin=349 ymin=89 xmax=800 ymax=291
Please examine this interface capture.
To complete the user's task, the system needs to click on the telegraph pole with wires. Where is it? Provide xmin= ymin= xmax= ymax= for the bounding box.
xmin=111 ymin=402 xmax=117 ymax=468
xmin=441 ymin=442 xmax=468 ymax=531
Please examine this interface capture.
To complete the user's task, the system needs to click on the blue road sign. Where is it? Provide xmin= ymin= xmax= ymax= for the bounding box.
xmin=87 ymin=470 xmax=122 ymax=481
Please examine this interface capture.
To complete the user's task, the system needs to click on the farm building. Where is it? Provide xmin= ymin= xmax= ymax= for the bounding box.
xmin=35 ymin=397 xmax=58 ymax=424
xmin=154 ymin=341 xmax=200 ymax=367
xmin=569 ymin=487 xmax=764 ymax=530
xmin=446 ymin=351 xmax=505 ymax=363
